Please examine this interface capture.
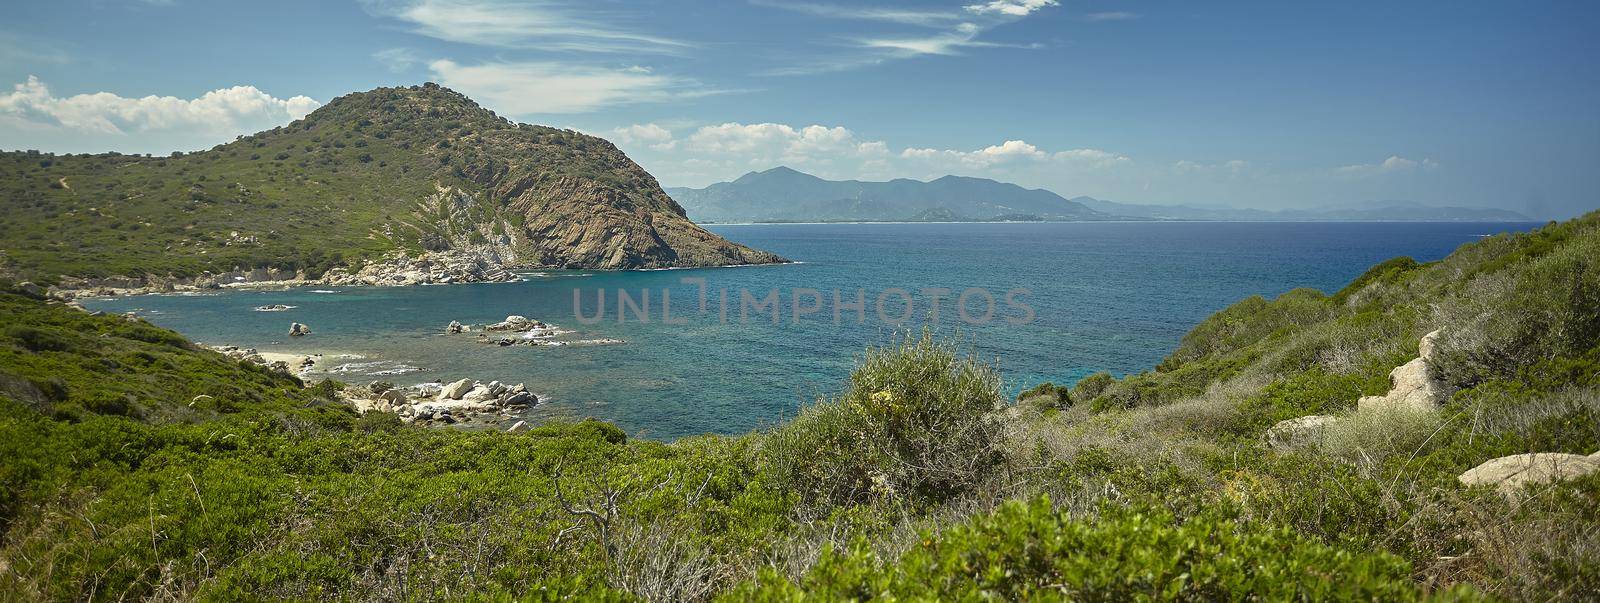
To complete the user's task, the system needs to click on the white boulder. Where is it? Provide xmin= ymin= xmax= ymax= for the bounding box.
xmin=1458 ymin=452 xmax=1600 ymax=496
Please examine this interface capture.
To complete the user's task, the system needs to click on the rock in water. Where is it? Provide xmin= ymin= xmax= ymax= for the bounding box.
xmin=486 ymin=315 xmax=543 ymax=331
xmin=1458 ymin=452 xmax=1600 ymax=496
xmin=288 ymin=322 xmax=312 ymax=337
xmin=447 ymin=320 xmax=467 ymax=334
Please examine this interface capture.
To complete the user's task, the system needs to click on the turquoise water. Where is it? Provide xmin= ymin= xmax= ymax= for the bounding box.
xmin=83 ymin=221 xmax=1534 ymax=439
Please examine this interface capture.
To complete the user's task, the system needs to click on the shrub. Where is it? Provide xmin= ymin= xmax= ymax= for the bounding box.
xmin=1432 ymin=238 xmax=1600 ymax=389
xmin=1071 ymin=371 xmax=1115 ymax=402
xmin=1017 ymin=381 xmax=1071 ymax=409
xmin=729 ymin=497 xmax=1442 ymax=601
xmin=761 ymin=331 xmax=1003 ymax=507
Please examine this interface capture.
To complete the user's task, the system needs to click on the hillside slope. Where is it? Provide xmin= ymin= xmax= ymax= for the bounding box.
xmin=0 ymin=84 xmax=782 ymax=288
xmin=666 ymin=166 xmax=1110 ymax=222
xmin=2 ymin=213 xmax=1597 ymax=599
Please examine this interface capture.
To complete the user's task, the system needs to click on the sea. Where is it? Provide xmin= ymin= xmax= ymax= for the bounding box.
xmin=81 ymin=221 xmax=1537 ymax=439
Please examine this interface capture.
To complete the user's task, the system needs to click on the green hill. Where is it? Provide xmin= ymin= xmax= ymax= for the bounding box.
xmin=0 ymin=83 xmax=782 ymax=288
xmin=2 ymin=212 xmax=1597 ymax=599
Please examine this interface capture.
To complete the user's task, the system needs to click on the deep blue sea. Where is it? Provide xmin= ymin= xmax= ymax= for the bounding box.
xmin=82 ymin=221 xmax=1536 ymax=439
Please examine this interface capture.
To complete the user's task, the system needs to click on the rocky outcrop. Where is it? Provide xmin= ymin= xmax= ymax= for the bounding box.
xmin=1265 ymin=330 xmax=1446 ymax=451
xmin=1458 ymin=452 xmax=1600 ymax=496
xmin=320 ymin=248 xmax=519 ymax=287
xmin=1357 ymin=330 xmax=1446 ymax=412
xmin=288 ymin=322 xmax=312 ymax=337
xmin=485 ymin=315 xmax=547 ymax=332
xmin=254 ymin=304 xmax=296 ymax=312
xmin=447 ymin=320 xmax=468 ymax=334
xmin=1264 ymin=415 xmax=1338 ymax=452
xmin=341 ymin=378 xmax=538 ymax=425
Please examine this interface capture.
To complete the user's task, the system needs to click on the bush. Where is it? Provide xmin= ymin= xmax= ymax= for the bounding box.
xmin=730 ymin=497 xmax=1443 ymax=601
xmin=1432 ymin=238 xmax=1600 ymax=389
xmin=1017 ymin=381 xmax=1071 ymax=409
xmin=761 ymin=331 xmax=1003 ymax=507
xmin=1071 ymin=371 xmax=1115 ymax=402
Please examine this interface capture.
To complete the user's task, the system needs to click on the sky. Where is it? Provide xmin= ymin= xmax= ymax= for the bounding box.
xmin=2 ymin=1 xmax=1597 ymax=219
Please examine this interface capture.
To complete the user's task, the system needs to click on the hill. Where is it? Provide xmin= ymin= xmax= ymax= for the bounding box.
xmin=0 ymin=83 xmax=782 ymax=290
xmin=665 ymin=166 xmax=1111 ymax=223
xmin=2 ymin=212 xmax=1597 ymax=599
xmin=1076 ymin=197 xmax=1533 ymax=221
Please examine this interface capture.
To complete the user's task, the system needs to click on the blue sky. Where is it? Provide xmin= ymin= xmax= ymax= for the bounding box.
xmin=2 ymin=1 xmax=1597 ymax=218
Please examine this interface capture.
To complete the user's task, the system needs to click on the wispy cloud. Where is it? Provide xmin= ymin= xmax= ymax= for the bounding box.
xmin=964 ymin=0 xmax=1057 ymax=17
xmin=755 ymin=0 xmax=1057 ymax=74
xmin=750 ymin=0 xmax=960 ymax=26
xmin=361 ymin=0 xmax=692 ymax=54
xmin=373 ymin=47 xmax=421 ymax=72
xmin=426 ymin=60 xmax=724 ymax=114
xmin=1084 ymin=11 xmax=1140 ymax=22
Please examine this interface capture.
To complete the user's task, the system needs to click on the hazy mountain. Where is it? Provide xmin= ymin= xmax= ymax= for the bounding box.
xmin=1075 ymin=198 xmax=1532 ymax=222
xmin=665 ymin=167 xmax=1111 ymax=223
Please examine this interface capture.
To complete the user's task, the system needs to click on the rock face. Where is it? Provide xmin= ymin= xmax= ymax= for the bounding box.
xmin=1458 ymin=452 xmax=1600 ymax=496
xmin=288 ymin=322 xmax=312 ymax=337
xmin=1358 ymin=330 xmax=1446 ymax=412
xmin=1264 ymin=415 xmax=1338 ymax=452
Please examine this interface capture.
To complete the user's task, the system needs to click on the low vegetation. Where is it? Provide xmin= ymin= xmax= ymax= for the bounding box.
xmin=0 ymin=83 xmax=738 ymax=284
xmin=2 ymin=211 xmax=1598 ymax=599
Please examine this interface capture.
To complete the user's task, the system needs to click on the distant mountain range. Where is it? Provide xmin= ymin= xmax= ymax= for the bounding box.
xmin=664 ymin=167 xmax=1110 ymax=223
xmin=667 ymin=167 xmax=1532 ymax=224
xmin=1074 ymin=198 xmax=1533 ymax=222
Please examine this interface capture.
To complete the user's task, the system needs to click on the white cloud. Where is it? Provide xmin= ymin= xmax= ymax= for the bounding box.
xmin=426 ymin=60 xmax=714 ymax=114
xmin=362 ymin=0 xmax=690 ymax=54
xmin=1336 ymin=155 xmax=1439 ymax=175
xmin=964 ymin=0 xmax=1057 ymax=17
xmin=0 ymin=76 xmax=318 ymax=136
xmin=608 ymin=121 xmax=1130 ymax=186
xmin=611 ymin=123 xmax=676 ymax=150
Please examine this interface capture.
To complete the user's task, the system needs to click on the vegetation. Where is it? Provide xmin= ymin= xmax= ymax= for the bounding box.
xmin=3 ymin=211 xmax=1599 ymax=599
xmin=0 ymin=84 xmax=767 ymax=285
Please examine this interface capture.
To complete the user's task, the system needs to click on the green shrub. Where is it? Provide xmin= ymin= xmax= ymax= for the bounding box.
xmin=761 ymin=331 xmax=1003 ymax=507
xmin=1017 ymin=381 xmax=1071 ymax=409
xmin=1071 ymin=371 xmax=1115 ymax=402
xmin=729 ymin=497 xmax=1445 ymax=601
xmin=1432 ymin=237 xmax=1600 ymax=389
